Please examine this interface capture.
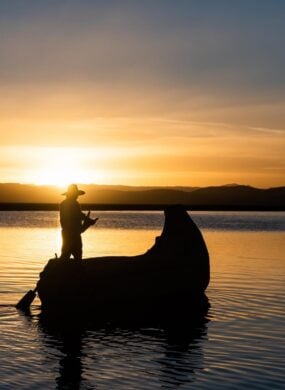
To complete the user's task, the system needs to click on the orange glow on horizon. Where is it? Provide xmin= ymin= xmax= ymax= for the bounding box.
xmin=0 ymin=116 xmax=285 ymax=188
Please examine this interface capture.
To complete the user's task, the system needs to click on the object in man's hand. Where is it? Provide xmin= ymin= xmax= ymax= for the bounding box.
xmin=81 ymin=216 xmax=99 ymax=232
xmin=89 ymin=217 xmax=98 ymax=226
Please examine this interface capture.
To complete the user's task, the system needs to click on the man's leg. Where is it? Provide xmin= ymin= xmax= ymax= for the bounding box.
xmin=60 ymin=230 xmax=72 ymax=260
xmin=72 ymin=235 xmax=83 ymax=261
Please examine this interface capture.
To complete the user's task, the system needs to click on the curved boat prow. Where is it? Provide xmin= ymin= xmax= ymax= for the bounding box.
xmin=147 ymin=205 xmax=210 ymax=290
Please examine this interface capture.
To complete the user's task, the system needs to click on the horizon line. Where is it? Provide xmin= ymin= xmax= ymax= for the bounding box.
xmin=0 ymin=182 xmax=285 ymax=190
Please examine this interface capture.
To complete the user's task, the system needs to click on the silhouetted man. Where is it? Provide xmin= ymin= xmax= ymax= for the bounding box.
xmin=60 ymin=184 xmax=98 ymax=261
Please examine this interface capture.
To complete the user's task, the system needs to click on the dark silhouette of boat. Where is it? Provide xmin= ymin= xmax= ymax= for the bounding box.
xmin=36 ymin=205 xmax=210 ymax=322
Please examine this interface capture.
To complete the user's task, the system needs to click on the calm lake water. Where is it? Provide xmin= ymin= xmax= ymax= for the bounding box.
xmin=1 ymin=211 xmax=285 ymax=389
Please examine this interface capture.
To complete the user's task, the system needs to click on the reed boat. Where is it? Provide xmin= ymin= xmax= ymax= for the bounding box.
xmin=36 ymin=205 xmax=210 ymax=321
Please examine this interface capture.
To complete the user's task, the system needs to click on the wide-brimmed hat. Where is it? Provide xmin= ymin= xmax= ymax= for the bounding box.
xmin=62 ymin=184 xmax=85 ymax=196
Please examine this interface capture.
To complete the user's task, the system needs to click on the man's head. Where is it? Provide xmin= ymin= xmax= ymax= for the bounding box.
xmin=62 ymin=184 xmax=85 ymax=199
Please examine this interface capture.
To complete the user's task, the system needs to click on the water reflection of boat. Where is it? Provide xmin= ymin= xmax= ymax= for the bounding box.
xmin=37 ymin=205 xmax=210 ymax=322
xmin=37 ymin=311 xmax=210 ymax=389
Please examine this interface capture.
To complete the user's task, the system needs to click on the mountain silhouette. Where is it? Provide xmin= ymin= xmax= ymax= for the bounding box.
xmin=0 ymin=183 xmax=284 ymax=209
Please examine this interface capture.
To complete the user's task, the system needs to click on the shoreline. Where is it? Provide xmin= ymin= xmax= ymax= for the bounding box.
xmin=0 ymin=203 xmax=284 ymax=211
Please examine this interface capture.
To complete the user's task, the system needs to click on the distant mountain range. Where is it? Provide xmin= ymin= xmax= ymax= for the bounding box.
xmin=0 ymin=183 xmax=284 ymax=210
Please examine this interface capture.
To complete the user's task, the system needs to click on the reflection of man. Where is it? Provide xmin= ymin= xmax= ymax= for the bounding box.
xmin=60 ymin=184 xmax=98 ymax=261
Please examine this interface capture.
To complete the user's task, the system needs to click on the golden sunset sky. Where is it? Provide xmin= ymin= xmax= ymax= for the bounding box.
xmin=0 ymin=1 xmax=284 ymax=188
